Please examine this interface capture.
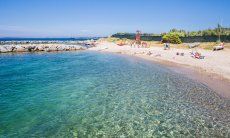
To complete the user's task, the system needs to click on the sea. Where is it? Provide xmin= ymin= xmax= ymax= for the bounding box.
xmin=0 ymin=50 xmax=230 ymax=137
xmin=0 ymin=37 xmax=100 ymax=42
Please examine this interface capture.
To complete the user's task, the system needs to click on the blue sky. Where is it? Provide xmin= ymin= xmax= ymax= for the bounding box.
xmin=0 ymin=0 xmax=229 ymax=37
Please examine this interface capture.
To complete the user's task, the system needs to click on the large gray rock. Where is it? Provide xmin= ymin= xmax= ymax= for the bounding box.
xmin=44 ymin=48 xmax=51 ymax=52
xmin=0 ymin=45 xmax=9 ymax=53
xmin=48 ymin=45 xmax=58 ymax=51
xmin=0 ymin=45 xmax=16 ymax=52
xmin=7 ymin=45 xmax=14 ymax=51
xmin=14 ymin=45 xmax=27 ymax=52
xmin=56 ymin=45 xmax=65 ymax=51
xmin=27 ymin=45 xmax=36 ymax=52
xmin=34 ymin=45 xmax=44 ymax=51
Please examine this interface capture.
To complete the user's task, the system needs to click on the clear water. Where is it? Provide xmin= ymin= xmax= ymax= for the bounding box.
xmin=0 ymin=51 xmax=230 ymax=137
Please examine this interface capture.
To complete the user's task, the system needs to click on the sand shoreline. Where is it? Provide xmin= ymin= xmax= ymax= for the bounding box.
xmin=89 ymin=41 xmax=230 ymax=98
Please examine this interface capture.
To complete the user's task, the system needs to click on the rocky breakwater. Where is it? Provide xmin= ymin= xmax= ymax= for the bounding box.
xmin=0 ymin=44 xmax=87 ymax=53
xmin=0 ymin=41 xmax=97 ymax=53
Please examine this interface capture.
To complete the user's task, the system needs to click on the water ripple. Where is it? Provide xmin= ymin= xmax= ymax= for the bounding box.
xmin=0 ymin=51 xmax=229 ymax=137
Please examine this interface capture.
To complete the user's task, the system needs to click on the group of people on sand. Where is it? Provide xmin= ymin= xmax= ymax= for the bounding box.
xmin=163 ymin=41 xmax=225 ymax=59
xmin=117 ymin=40 xmax=149 ymax=48
xmin=116 ymin=36 xmax=225 ymax=60
xmin=130 ymin=41 xmax=148 ymax=48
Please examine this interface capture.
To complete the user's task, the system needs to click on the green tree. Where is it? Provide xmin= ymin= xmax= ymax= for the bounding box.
xmin=202 ymin=29 xmax=216 ymax=36
xmin=169 ymin=29 xmax=186 ymax=37
xmin=162 ymin=33 xmax=182 ymax=44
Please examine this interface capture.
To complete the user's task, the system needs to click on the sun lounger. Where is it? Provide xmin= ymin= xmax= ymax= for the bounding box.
xmin=213 ymin=45 xmax=224 ymax=51
xmin=188 ymin=43 xmax=200 ymax=49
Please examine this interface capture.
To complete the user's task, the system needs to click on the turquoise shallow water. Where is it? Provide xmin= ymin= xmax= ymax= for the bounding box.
xmin=0 ymin=51 xmax=230 ymax=137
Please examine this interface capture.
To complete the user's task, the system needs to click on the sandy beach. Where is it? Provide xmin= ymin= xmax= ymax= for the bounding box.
xmin=89 ymin=40 xmax=230 ymax=98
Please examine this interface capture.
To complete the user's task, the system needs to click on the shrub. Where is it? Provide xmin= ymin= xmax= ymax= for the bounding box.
xmin=162 ymin=33 xmax=182 ymax=44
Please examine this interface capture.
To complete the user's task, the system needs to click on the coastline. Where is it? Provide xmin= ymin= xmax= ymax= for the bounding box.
xmin=1 ymin=40 xmax=229 ymax=98
xmin=89 ymin=41 xmax=230 ymax=98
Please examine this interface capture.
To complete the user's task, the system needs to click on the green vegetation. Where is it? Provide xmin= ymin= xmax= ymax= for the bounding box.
xmin=169 ymin=29 xmax=187 ymax=37
xmin=114 ymin=25 xmax=230 ymax=37
xmin=162 ymin=33 xmax=182 ymax=44
xmin=112 ymin=25 xmax=230 ymax=43
xmin=169 ymin=24 xmax=230 ymax=37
